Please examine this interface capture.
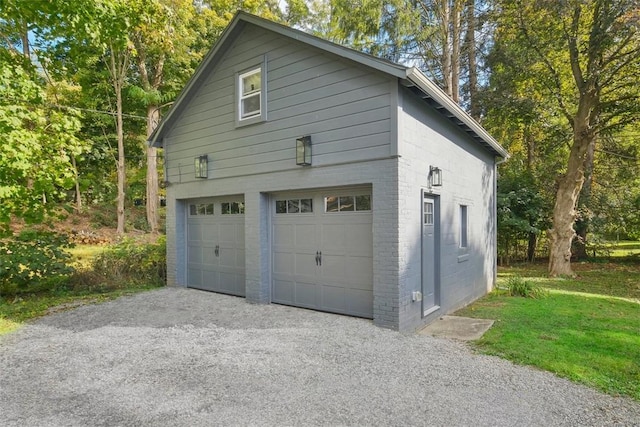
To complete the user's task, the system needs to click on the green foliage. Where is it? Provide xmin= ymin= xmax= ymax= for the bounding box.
xmin=0 ymin=230 xmax=75 ymax=296
xmin=504 ymin=276 xmax=548 ymax=299
xmin=90 ymin=237 xmax=166 ymax=287
xmin=0 ymin=56 xmax=87 ymax=231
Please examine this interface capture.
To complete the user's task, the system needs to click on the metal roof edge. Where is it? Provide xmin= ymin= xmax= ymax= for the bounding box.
xmin=405 ymin=67 xmax=509 ymax=159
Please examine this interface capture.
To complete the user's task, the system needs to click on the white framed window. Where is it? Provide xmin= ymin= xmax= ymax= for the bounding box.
xmin=189 ymin=203 xmax=214 ymax=216
xmin=236 ymin=59 xmax=266 ymax=126
xmin=239 ymin=68 xmax=261 ymax=119
xmin=459 ymin=205 xmax=468 ymax=248
xmin=324 ymin=194 xmax=371 ymax=213
xmin=423 ymin=199 xmax=434 ymax=225
xmin=221 ymin=202 xmax=245 ymax=215
xmin=275 ymin=198 xmax=313 ymax=214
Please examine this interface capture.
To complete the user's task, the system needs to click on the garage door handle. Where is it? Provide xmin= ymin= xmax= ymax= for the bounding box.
xmin=319 ymin=251 xmax=322 ymax=266
xmin=215 ymin=245 xmax=219 ymax=257
xmin=315 ymin=251 xmax=319 ymax=266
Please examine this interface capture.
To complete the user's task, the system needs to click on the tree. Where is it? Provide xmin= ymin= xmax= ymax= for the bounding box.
xmin=128 ymin=0 xmax=202 ymax=233
xmin=326 ymin=0 xmax=490 ymax=108
xmin=0 ymin=53 xmax=86 ymax=233
xmin=500 ymin=0 xmax=640 ymax=275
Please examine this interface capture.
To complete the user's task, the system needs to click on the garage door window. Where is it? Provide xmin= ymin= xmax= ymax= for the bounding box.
xmin=276 ymin=198 xmax=313 ymax=214
xmin=190 ymin=203 xmax=214 ymax=216
xmin=221 ymin=202 xmax=245 ymax=214
xmin=325 ymin=194 xmax=371 ymax=212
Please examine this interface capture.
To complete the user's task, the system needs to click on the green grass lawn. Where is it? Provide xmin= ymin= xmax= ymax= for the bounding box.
xmin=457 ymin=261 xmax=640 ymax=401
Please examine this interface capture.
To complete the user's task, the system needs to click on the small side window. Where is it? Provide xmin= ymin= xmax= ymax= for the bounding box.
xmin=460 ymin=205 xmax=468 ymax=248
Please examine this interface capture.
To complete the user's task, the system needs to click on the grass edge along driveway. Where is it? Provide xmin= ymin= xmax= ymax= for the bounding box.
xmin=457 ymin=262 xmax=640 ymax=401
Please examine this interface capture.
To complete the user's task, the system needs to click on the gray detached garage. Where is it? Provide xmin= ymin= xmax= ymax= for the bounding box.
xmin=148 ymin=12 xmax=508 ymax=332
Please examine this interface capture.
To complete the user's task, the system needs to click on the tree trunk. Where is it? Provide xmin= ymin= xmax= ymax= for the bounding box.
xmin=527 ymin=232 xmax=537 ymax=262
xmin=465 ymin=0 xmax=479 ymax=120
xmin=548 ymin=124 xmax=595 ymax=276
xmin=440 ymin=1 xmax=452 ymax=97
xmin=573 ymin=137 xmax=596 ymax=259
xmin=71 ymin=154 xmax=82 ymax=211
xmin=109 ymin=47 xmax=127 ymax=235
xmin=146 ymin=105 xmax=160 ymax=233
xmin=116 ymin=85 xmax=126 ymax=235
xmin=451 ymin=0 xmax=462 ymax=103
xmin=21 ymin=20 xmax=29 ymax=58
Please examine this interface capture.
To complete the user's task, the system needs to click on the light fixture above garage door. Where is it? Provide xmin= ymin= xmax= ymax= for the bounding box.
xmin=195 ymin=155 xmax=208 ymax=178
xmin=296 ymin=136 xmax=312 ymax=166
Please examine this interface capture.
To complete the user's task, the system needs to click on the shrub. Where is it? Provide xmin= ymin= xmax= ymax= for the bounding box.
xmin=89 ymin=237 xmax=166 ymax=288
xmin=505 ymin=276 xmax=548 ymax=299
xmin=0 ymin=230 xmax=75 ymax=296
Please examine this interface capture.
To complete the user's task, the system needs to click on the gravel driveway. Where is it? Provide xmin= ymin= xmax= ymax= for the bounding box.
xmin=1 ymin=287 xmax=638 ymax=426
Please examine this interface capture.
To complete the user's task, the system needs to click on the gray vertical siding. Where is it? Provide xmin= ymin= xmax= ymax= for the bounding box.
xmin=164 ymin=24 xmax=393 ymax=182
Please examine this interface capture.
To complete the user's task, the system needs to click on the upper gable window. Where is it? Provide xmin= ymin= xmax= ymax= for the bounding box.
xmin=239 ymin=68 xmax=261 ymax=119
xmin=236 ymin=60 xmax=266 ymax=127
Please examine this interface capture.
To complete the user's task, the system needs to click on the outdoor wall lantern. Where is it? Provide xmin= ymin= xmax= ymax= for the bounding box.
xmin=429 ymin=165 xmax=442 ymax=187
xmin=296 ymin=136 xmax=312 ymax=166
xmin=195 ymin=155 xmax=208 ymax=178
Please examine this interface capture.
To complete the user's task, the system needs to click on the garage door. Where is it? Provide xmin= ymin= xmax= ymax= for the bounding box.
xmin=272 ymin=189 xmax=373 ymax=318
xmin=186 ymin=197 xmax=245 ymax=296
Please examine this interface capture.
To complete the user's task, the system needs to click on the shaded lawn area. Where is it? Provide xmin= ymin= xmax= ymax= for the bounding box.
xmin=457 ymin=261 xmax=640 ymax=401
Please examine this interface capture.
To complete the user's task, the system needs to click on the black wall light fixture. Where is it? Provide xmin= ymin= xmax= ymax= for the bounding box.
xmin=429 ymin=165 xmax=442 ymax=187
xmin=195 ymin=155 xmax=208 ymax=178
xmin=296 ymin=136 xmax=312 ymax=166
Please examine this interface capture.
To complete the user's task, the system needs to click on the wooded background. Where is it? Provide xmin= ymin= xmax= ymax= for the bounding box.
xmin=1 ymin=0 xmax=639 ymax=275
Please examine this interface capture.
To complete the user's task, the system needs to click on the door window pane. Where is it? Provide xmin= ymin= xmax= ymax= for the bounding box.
xmin=287 ymin=199 xmax=299 ymax=213
xmin=276 ymin=200 xmax=287 ymax=214
xmin=356 ymin=195 xmax=371 ymax=211
xmin=339 ymin=196 xmax=354 ymax=211
xmin=424 ymin=201 xmax=434 ymax=225
xmin=300 ymin=198 xmax=313 ymax=213
xmin=325 ymin=196 xmax=339 ymax=212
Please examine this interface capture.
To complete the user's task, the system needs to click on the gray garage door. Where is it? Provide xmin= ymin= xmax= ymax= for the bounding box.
xmin=186 ymin=197 xmax=245 ymax=296
xmin=271 ymin=188 xmax=373 ymax=318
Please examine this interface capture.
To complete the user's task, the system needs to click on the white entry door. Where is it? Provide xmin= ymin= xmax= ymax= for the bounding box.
xmin=271 ymin=189 xmax=373 ymax=318
xmin=186 ymin=197 xmax=245 ymax=296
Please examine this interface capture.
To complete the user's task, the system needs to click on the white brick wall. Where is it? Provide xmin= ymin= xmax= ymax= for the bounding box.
xmin=396 ymin=87 xmax=497 ymax=332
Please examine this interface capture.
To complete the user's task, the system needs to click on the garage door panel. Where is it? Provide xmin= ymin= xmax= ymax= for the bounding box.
xmin=188 ymin=224 xmax=202 ymax=242
xmin=273 ymin=224 xmax=293 ymax=246
xmin=273 ymin=251 xmax=293 ymax=274
xmin=187 ymin=266 xmax=203 ymax=287
xmin=321 ymin=285 xmax=347 ymax=313
xmin=295 ymin=252 xmax=318 ymax=276
xmin=319 ymin=255 xmax=346 ymax=280
xmin=219 ymin=224 xmax=237 ymax=243
xmin=273 ymin=279 xmax=294 ymax=302
xmin=346 ymin=223 xmax=373 ymax=252
xmin=319 ymin=224 xmax=345 ymax=251
xmin=345 ymin=288 xmax=373 ymax=317
xmin=271 ymin=189 xmax=373 ymax=319
xmin=346 ymin=257 xmax=373 ymax=288
xmin=294 ymin=281 xmax=320 ymax=308
xmin=187 ymin=197 xmax=245 ymax=297
xmin=218 ymin=247 xmax=238 ymax=268
xmin=294 ymin=224 xmax=317 ymax=249
xmin=202 ymin=225 xmax=218 ymax=241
